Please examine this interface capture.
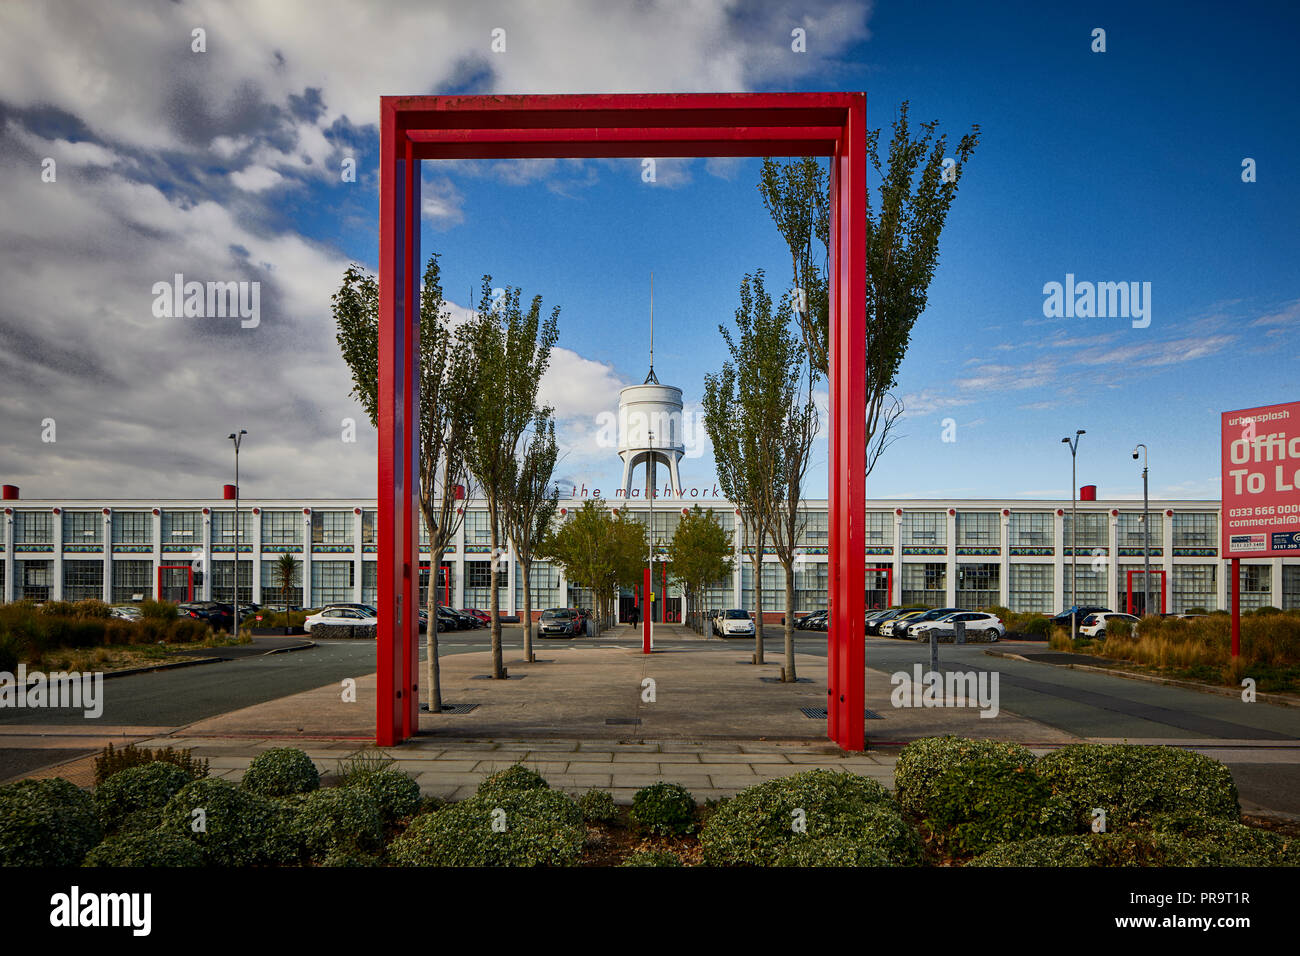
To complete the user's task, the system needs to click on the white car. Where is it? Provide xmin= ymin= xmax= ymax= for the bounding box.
xmin=717 ymin=609 xmax=755 ymax=638
xmin=1078 ymin=612 xmax=1139 ymax=638
xmin=910 ymin=611 xmax=1004 ymax=641
xmin=303 ymin=607 xmax=379 ymax=632
xmin=110 ymin=605 xmax=143 ymax=622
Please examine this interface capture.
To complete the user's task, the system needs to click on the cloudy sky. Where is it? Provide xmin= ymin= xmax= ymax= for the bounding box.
xmin=0 ymin=0 xmax=1296 ymax=504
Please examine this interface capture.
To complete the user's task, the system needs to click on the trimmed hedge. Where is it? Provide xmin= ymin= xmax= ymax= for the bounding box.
xmin=1148 ymin=812 xmax=1300 ymax=867
xmin=343 ymin=768 xmax=422 ymax=826
xmin=924 ymin=756 xmax=1074 ymax=856
xmin=0 ymin=777 xmax=103 ymax=867
xmin=1034 ymin=744 xmax=1240 ymax=828
xmin=83 ymin=831 xmax=205 ymax=867
xmin=95 ymin=762 xmax=194 ymax=833
xmin=476 ymin=764 xmax=552 ymax=800
xmin=241 ymin=747 xmax=320 ymax=798
xmin=630 ymin=783 xmax=697 ymax=836
xmin=773 ymin=833 xmax=894 ymax=867
xmin=700 ymin=769 xmax=918 ymax=866
xmin=894 ymin=736 xmax=1036 ymax=819
xmin=157 ymin=778 xmax=294 ymax=866
xmin=578 ymin=789 xmax=618 ymax=824
xmin=290 ymin=787 xmax=385 ymax=862
xmin=390 ymin=788 xmax=584 ymax=867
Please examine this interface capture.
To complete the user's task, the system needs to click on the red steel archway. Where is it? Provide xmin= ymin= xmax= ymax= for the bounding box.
xmin=378 ymin=93 xmax=866 ymax=749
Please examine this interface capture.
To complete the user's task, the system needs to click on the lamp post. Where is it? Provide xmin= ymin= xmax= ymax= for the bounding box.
xmin=1061 ymin=430 xmax=1085 ymax=638
xmin=1133 ymin=443 xmax=1150 ymax=615
xmin=645 ymin=428 xmax=654 ymax=654
xmin=228 ymin=430 xmax=246 ymax=638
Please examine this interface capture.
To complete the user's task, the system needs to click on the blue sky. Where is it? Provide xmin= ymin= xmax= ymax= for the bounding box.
xmin=0 ymin=0 xmax=1295 ymax=502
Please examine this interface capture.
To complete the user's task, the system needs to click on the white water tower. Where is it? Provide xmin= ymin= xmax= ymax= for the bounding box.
xmin=618 ymin=274 xmax=684 ymax=500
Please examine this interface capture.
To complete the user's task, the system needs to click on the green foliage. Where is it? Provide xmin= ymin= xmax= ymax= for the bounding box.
xmin=158 ymin=778 xmax=290 ymax=866
xmin=83 ymin=831 xmax=205 ymax=867
xmin=621 ymin=849 xmax=683 ymax=867
xmin=0 ymin=777 xmax=103 ymax=866
xmin=140 ymin=599 xmax=179 ymax=621
xmin=699 ymin=769 xmax=918 ymax=866
xmin=1106 ymin=617 xmax=1134 ymax=638
xmin=241 ymin=747 xmax=320 ymax=798
xmin=476 ymin=764 xmax=551 ymax=800
xmin=95 ymin=762 xmax=194 ymax=833
xmin=924 ymin=757 xmax=1074 ymax=856
xmin=772 ymin=832 xmax=895 ymax=867
xmin=94 ymin=742 xmax=210 ymax=786
xmin=1034 ymin=744 xmax=1240 ymax=828
xmin=290 ymin=787 xmax=386 ymax=862
xmin=893 ymin=736 xmax=1035 ymax=818
xmin=667 ymin=506 xmax=735 ymax=628
xmin=630 ymin=783 xmax=698 ymax=837
xmin=1148 ymin=812 xmax=1300 ymax=866
xmin=71 ymin=599 xmax=113 ymax=619
xmin=577 ymin=788 xmax=618 ymax=825
xmin=389 ymin=788 xmax=585 ymax=867
xmin=542 ymin=499 xmax=648 ymax=625
xmin=1020 ymin=617 xmax=1052 ymax=638
xmin=343 ymin=768 xmax=422 ymax=825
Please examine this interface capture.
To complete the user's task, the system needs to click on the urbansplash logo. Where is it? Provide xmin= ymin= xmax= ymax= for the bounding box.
xmin=0 ymin=665 xmax=103 ymax=719
xmin=50 ymin=886 xmax=151 ymax=936
xmin=1042 ymin=274 xmax=1151 ymax=328
xmin=151 ymin=273 xmax=261 ymax=328
xmin=889 ymin=665 xmax=1000 ymax=718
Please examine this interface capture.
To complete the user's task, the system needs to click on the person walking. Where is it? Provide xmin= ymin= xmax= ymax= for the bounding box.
xmin=629 ymin=603 xmax=640 ymax=627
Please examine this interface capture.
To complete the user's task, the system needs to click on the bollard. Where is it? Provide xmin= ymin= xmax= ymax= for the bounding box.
xmin=955 ymin=620 xmax=966 ymax=645
xmin=929 ymin=630 xmax=938 ymax=672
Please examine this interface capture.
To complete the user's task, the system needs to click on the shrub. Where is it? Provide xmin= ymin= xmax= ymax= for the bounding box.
xmin=699 ymin=769 xmax=917 ymax=866
xmin=1148 ymin=812 xmax=1300 ymax=866
xmin=893 ymin=736 xmax=1036 ymax=819
xmin=924 ymin=757 xmax=1074 ymax=855
xmin=389 ymin=789 xmax=585 ymax=867
xmin=157 ymin=778 xmax=288 ymax=866
xmin=290 ymin=787 xmax=385 ymax=862
xmin=343 ymin=768 xmax=422 ymax=826
xmin=476 ymin=764 xmax=551 ymax=800
xmin=578 ymin=788 xmax=618 ymax=824
xmin=1021 ymin=617 xmax=1052 ymax=638
xmin=320 ymin=847 xmax=383 ymax=867
xmin=1106 ymin=617 xmax=1134 ymax=638
xmin=140 ymin=600 xmax=180 ymax=621
xmin=94 ymin=743 xmax=210 ymax=786
xmin=621 ymin=849 xmax=683 ymax=867
xmin=83 ymin=831 xmax=205 ymax=867
xmin=773 ymin=833 xmax=895 ymax=867
xmin=38 ymin=601 xmax=78 ymax=618
xmin=72 ymin=599 xmax=113 ymax=620
xmin=630 ymin=783 xmax=697 ymax=836
xmin=0 ymin=777 xmax=104 ymax=866
xmin=241 ymin=747 xmax=320 ymax=797
xmin=0 ymin=634 xmax=18 ymax=672
xmin=1034 ymin=744 xmax=1240 ymax=828
xmin=95 ymin=762 xmax=194 ymax=833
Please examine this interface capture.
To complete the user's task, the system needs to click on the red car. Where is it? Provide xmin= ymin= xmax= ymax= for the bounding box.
xmin=460 ymin=608 xmax=491 ymax=625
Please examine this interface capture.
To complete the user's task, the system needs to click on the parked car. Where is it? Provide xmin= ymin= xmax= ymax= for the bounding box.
xmin=304 ymin=606 xmax=378 ymax=633
xmin=910 ymin=611 xmax=1004 ymax=641
xmin=1051 ymin=606 xmax=1112 ymax=629
xmin=538 ymin=607 xmax=584 ymax=637
xmin=177 ymin=602 xmax=233 ymax=631
xmin=716 ymin=608 xmax=755 ymax=638
xmin=321 ymin=603 xmax=378 ymax=616
xmin=458 ymin=608 xmax=489 ymax=627
xmin=866 ymin=608 xmax=917 ymax=636
xmin=895 ymin=608 xmax=965 ymax=638
xmin=1078 ymin=612 xmax=1140 ymax=638
xmin=879 ymin=609 xmax=930 ymax=638
xmin=110 ymin=605 xmax=142 ymax=622
xmin=796 ymin=609 xmax=828 ymax=631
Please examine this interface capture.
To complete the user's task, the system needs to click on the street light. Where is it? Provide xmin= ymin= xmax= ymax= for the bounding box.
xmin=228 ymin=430 xmax=246 ymax=638
xmin=1061 ymin=430 xmax=1086 ymax=638
xmin=1133 ymin=443 xmax=1150 ymax=616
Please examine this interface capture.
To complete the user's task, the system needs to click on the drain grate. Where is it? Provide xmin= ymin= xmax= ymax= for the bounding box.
xmin=799 ymin=707 xmax=884 ymax=720
xmin=471 ymin=674 xmax=525 ymax=680
xmin=605 ymin=718 xmax=642 ymax=725
xmin=420 ymin=703 xmax=479 ymax=714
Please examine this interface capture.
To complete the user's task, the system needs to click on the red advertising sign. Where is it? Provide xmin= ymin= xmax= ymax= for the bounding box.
xmin=1221 ymin=400 xmax=1300 ymax=557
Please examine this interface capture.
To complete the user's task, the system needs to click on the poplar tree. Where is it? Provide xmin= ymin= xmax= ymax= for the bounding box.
xmin=503 ymin=413 xmax=560 ymax=662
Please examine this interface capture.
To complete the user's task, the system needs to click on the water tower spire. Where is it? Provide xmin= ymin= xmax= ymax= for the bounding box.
xmin=644 ymin=272 xmax=658 ymax=384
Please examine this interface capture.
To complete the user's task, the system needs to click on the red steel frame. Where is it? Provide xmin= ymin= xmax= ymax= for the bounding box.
xmin=157 ymin=565 xmax=194 ymax=603
xmin=1124 ymin=568 xmax=1166 ymax=616
xmin=866 ymin=566 xmax=893 ymax=610
xmin=378 ymin=93 xmax=867 ymax=749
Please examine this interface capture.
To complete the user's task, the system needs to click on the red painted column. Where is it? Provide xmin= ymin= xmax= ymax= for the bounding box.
xmin=1230 ymin=557 xmax=1240 ymax=658
xmin=828 ymin=94 xmax=868 ymax=751
xmin=401 ymin=138 xmax=422 ymax=740
xmin=643 ymin=566 xmax=652 ymax=652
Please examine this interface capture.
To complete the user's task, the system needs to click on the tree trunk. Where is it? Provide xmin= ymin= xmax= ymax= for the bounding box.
xmin=521 ymin=559 xmax=534 ymax=663
xmin=783 ymin=559 xmax=797 ymax=681
xmin=426 ymin=547 xmax=443 ymax=713
xmin=488 ymin=499 xmax=503 ymax=679
xmin=751 ymin=543 xmax=765 ymax=664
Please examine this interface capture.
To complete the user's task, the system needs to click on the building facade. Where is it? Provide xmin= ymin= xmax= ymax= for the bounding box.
xmin=3 ymin=491 xmax=1297 ymax=618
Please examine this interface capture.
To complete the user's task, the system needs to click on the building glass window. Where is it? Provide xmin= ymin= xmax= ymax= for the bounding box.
xmin=1063 ymin=566 xmax=1107 ymax=607
xmin=14 ymin=511 xmax=53 ymax=545
xmin=1117 ymin=512 xmax=1163 ymax=549
xmin=865 ymin=511 xmax=893 ymax=546
xmin=162 ymin=510 xmax=201 ymax=544
xmin=901 ymin=562 xmax=945 ymax=606
xmin=262 ymin=511 xmax=302 ymax=546
xmin=312 ymin=561 xmax=355 ymax=604
xmin=1009 ymin=513 xmax=1053 ymax=548
xmin=64 ymin=512 xmax=102 ymax=545
xmin=1172 ymin=565 xmax=1217 ymax=613
xmin=956 ymin=512 xmax=999 ymax=546
xmin=956 ymin=563 xmax=1000 ymax=608
xmin=464 ymin=510 xmax=493 ymax=545
xmin=463 ymin=559 xmax=505 ymax=609
xmin=741 ymin=562 xmax=784 ymax=612
xmin=1062 ymin=512 xmax=1108 ymax=551
xmin=312 ymin=511 xmax=354 ymax=545
xmin=1008 ymin=563 xmax=1052 ymax=613
xmin=111 ymin=560 xmax=153 ymax=602
xmin=901 ymin=512 xmax=946 ymax=547
xmin=651 ymin=512 xmax=679 ymax=548
xmin=63 ymin=560 xmax=103 ymax=601
xmin=211 ymin=511 xmax=253 ymax=547
xmin=798 ymin=509 xmax=829 ymax=547
xmin=1172 ymin=513 xmax=1216 ymax=548
xmin=361 ymin=561 xmax=377 ymax=604
xmin=211 ymin=560 xmax=252 ymax=605
xmin=517 ymin=560 xmax=560 ymax=609
xmin=362 ymin=511 xmax=377 ymax=544
xmin=261 ymin=559 xmax=302 ymax=607
xmin=1238 ymin=564 xmax=1271 ymax=611
xmin=419 ymin=562 xmax=453 ymax=606
xmin=111 ymin=512 xmax=152 ymax=545
xmin=1282 ymin=565 xmax=1300 ymax=611
xmin=1118 ymin=564 xmax=1165 ymax=614
xmin=19 ymin=560 xmax=52 ymax=600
